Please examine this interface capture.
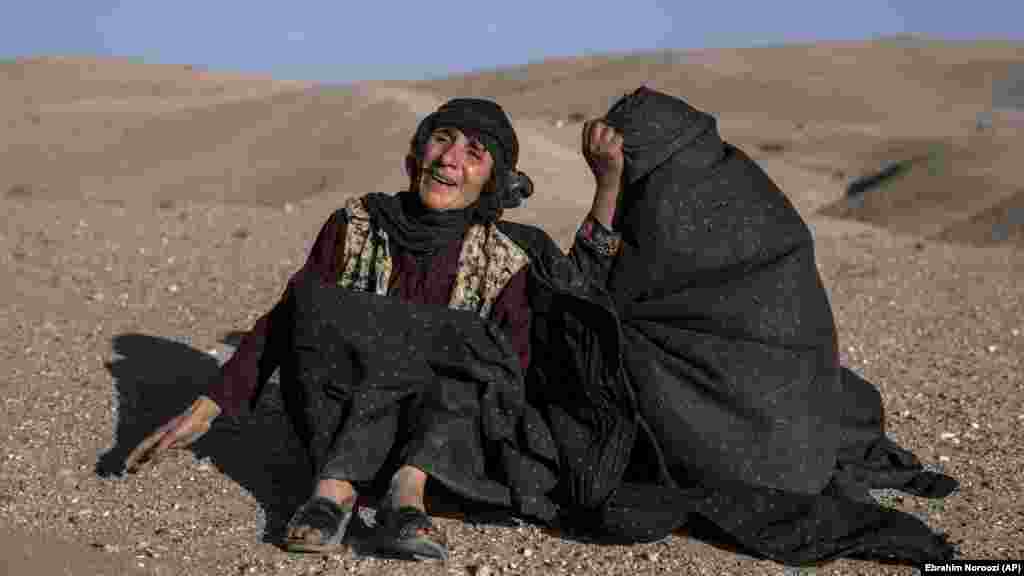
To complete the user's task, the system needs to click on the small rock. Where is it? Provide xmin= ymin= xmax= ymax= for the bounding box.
xmin=522 ymin=547 xmax=534 ymax=558
xmin=470 ymin=565 xmax=493 ymax=576
xmin=645 ymin=551 xmax=659 ymax=562
xmin=554 ymin=119 xmax=566 ymax=128
xmin=284 ymin=203 xmax=295 ymax=214
xmin=939 ymin=455 xmax=951 ymax=462
xmin=167 ymin=284 xmax=179 ymax=293
xmin=971 ymin=422 xmax=980 ymax=430
xmin=940 ymin=432 xmax=957 ymax=440
xmin=1012 ymin=329 xmax=1020 ymax=337
xmin=987 ymin=344 xmax=998 ymax=353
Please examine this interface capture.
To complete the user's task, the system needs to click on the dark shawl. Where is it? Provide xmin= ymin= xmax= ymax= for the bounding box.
xmin=565 ymin=86 xmax=958 ymax=563
xmin=284 ymin=277 xmax=560 ymax=522
xmin=605 ymin=86 xmax=842 ymax=494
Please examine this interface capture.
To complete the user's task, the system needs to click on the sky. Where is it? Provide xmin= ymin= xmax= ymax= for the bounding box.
xmin=3 ymin=1 xmax=1023 ymax=83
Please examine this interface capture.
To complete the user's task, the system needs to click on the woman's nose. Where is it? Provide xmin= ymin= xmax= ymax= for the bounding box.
xmin=439 ymin=141 xmax=466 ymax=165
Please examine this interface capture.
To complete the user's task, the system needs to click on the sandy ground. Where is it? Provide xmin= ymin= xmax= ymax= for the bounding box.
xmin=2 ymin=39 xmax=1023 ymax=575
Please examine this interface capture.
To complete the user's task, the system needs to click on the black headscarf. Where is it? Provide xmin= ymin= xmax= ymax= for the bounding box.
xmin=365 ymin=98 xmax=532 ymax=257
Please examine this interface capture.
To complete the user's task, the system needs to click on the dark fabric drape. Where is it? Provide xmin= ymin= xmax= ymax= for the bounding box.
xmin=604 ymin=86 xmax=842 ymax=495
xmin=281 ymin=277 xmax=560 ymax=522
xmin=282 ymin=250 xmax=958 ymax=565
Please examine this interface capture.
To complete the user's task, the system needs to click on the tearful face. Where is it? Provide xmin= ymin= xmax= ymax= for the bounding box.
xmin=414 ymin=127 xmax=494 ymax=212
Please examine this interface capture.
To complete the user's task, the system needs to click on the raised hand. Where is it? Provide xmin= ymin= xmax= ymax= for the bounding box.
xmin=582 ymin=119 xmax=625 ymax=189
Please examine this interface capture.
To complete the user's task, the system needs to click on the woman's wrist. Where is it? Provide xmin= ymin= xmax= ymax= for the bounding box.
xmin=579 ymin=212 xmax=622 ymax=258
xmin=590 ymin=181 xmax=621 ymax=230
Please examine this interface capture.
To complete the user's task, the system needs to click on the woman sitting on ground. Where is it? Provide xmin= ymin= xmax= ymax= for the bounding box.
xmin=125 ymin=97 xmax=626 ymax=561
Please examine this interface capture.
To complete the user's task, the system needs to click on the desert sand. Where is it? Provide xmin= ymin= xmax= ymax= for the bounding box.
xmin=2 ymin=37 xmax=1023 ymax=575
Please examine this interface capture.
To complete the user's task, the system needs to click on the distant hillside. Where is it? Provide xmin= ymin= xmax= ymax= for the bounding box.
xmin=1 ymin=58 xmax=421 ymax=206
xmin=4 ymin=40 xmax=1024 ymax=246
xmin=413 ymin=38 xmax=1024 ymax=128
xmin=414 ymin=38 xmax=1024 ymax=246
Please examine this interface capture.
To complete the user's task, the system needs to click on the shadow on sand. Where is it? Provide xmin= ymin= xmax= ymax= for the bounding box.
xmin=95 ymin=331 xmax=312 ymax=545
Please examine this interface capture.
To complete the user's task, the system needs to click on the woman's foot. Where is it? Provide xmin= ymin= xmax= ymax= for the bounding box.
xmin=373 ymin=466 xmax=448 ymax=561
xmin=374 ymin=505 xmax=449 ymax=561
xmin=284 ymin=479 xmax=357 ymax=553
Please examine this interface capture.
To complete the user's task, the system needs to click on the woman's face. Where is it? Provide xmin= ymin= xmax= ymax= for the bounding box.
xmin=413 ymin=126 xmax=494 ymax=212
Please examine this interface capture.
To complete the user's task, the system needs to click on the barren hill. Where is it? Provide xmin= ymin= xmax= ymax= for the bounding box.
xmin=415 ymin=37 xmax=1024 ymax=246
xmin=5 ymin=39 xmax=1023 ymax=245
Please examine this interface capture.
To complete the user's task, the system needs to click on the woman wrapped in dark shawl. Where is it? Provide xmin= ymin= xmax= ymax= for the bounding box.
xmin=557 ymin=86 xmax=959 ymax=566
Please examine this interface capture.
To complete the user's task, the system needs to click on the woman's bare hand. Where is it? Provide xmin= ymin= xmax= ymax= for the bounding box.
xmin=583 ymin=119 xmax=625 ymax=229
xmin=125 ymin=396 xmax=222 ymax=473
xmin=582 ymin=119 xmax=625 ymax=189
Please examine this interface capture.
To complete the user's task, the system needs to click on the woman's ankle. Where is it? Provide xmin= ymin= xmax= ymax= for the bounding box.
xmin=389 ymin=466 xmax=427 ymax=511
xmin=314 ymin=478 xmax=356 ymax=506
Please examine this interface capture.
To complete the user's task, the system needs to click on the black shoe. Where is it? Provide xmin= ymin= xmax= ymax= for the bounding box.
xmin=283 ymin=496 xmax=356 ymax=553
xmin=374 ymin=505 xmax=449 ymax=561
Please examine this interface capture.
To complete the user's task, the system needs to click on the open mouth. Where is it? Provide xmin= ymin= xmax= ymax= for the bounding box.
xmin=428 ymin=171 xmax=456 ymax=187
